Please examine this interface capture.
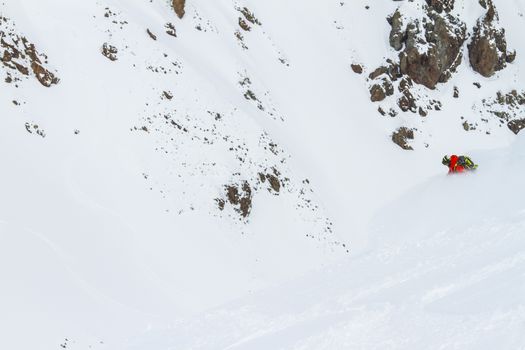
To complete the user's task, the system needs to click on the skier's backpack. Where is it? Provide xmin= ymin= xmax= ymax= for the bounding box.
xmin=458 ymin=156 xmax=477 ymax=170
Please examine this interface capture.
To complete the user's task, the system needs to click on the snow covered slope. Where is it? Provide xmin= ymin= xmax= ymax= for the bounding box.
xmin=0 ymin=0 xmax=524 ymax=349
xmin=127 ymin=134 xmax=525 ymax=350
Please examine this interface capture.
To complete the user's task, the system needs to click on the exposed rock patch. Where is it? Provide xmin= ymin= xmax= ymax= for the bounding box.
xmin=238 ymin=17 xmax=251 ymax=31
xmin=477 ymin=90 xmax=525 ymax=134
xmin=234 ymin=30 xmax=247 ymax=50
xmin=462 ymin=120 xmax=478 ymax=131
xmin=216 ymin=167 xmax=287 ymax=220
xmin=238 ymin=7 xmax=262 ymax=28
xmin=390 ymin=8 xmax=466 ymax=89
xmin=392 ymin=127 xmax=414 ymax=150
xmin=453 ymin=86 xmax=459 ymax=98
xmin=426 ymin=0 xmax=455 ymax=13
xmin=351 ymin=64 xmax=363 ymax=74
xmin=165 ymin=23 xmax=177 ymax=37
xmin=146 ymin=29 xmax=157 ymax=41
xmin=508 ymin=119 xmax=525 ymax=135
xmin=24 ymin=122 xmax=46 ymax=138
xmin=172 ymin=0 xmax=186 ymax=19
xmin=365 ymin=2 xmax=466 ymax=123
xmin=397 ymin=77 xmax=417 ymax=112
xmin=258 ymin=168 xmax=283 ymax=194
xmin=0 ymin=16 xmax=59 ymax=87
xmin=234 ymin=7 xmax=261 ymax=49
xmin=101 ymin=43 xmax=118 ymax=61
xmin=468 ymin=1 xmax=515 ymax=77
xmin=219 ymin=181 xmax=253 ymax=219
xmin=238 ymin=73 xmax=283 ymax=120
xmin=162 ymin=91 xmax=173 ymax=100
xmin=369 ymin=78 xmax=394 ymax=102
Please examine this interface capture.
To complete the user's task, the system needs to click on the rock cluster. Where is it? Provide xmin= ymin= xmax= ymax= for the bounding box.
xmin=234 ymin=7 xmax=262 ymax=50
xmin=218 ymin=168 xmax=285 ymax=220
xmin=388 ymin=7 xmax=466 ymax=89
xmin=480 ymin=90 xmax=525 ymax=134
xmin=101 ymin=43 xmax=118 ymax=61
xmin=1 ymin=16 xmax=59 ymax=87
xmin=366 ymin=1 xmax=469 ymax=127
xmin=223 ymin=182 xmax=253 ymax=219
xmin=365 ymin=0 xmax=517 ymax=147
xmin=392 ymin=127 xmax=415 ymax=150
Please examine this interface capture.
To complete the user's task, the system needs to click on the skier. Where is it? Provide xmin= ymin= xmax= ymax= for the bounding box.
xmin=442 ymin=155 xmax=477 ymax=173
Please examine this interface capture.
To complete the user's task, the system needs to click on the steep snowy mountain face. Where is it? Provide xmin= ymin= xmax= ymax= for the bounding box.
xmin=0 ymin=0 xmax=524 ymax=349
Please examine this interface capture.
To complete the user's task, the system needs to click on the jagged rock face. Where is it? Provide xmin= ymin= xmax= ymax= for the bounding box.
xmin=391 ymin=9 xmax=466 ymax=89
xmin=468 ymin=4 xmax=515 ymax=77
xmin=172 ymin=0 xmax=186 ymax=19
xmin=1 ymin=16 xmax=59 ymax=87
xmin=426 ymin=0 xmax=455 ymax=13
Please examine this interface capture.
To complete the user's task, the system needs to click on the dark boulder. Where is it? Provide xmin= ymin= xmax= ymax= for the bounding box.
xmin=351 ymin=64 xmax=363 ymax=74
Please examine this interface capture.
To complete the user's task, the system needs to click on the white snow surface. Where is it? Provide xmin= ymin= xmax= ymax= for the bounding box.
xmin=0 ymin=0 xmax=524 ymax=349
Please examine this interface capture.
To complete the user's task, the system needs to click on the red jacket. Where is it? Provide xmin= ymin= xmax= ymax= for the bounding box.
xmin=449 ymin=155 xmax=465 ymax=173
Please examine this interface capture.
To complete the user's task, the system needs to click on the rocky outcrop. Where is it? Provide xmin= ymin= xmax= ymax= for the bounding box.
xmin=365 ymin=1 xmax=469 ymax=123
xmin=361 ymin=0 xmax=521 ymax=143
xmin=258 ymin=168 xmax=283 ymax=194
xmin=221 ymin=181 xmax=253 ymax=219
xmin=389 ymin=8 xmax=466 ymax=89
xmin=478 ymin=90 xmax=525 ymax=134
xmin=366 ymin=2 xmax=466 ymax=122
xmin=1 ymin=16 xmax=59 ymax=87
xmin=469 ymin=90 xmax=525 ymax=134
xmin=101 ymin=43 xmax=118 ymax=61
xmin=369 ymin=78 xmax=393 ymax=102
xmin=426 ymin=0 xmax=455 ymax=13
xmin=172 ymin=0 xmax=186 ymax=19
xmin=236 ymin=7 xmax=262 ymax=32
xmin=508 ymin=119 xmax=525 ymax=135
xmin=468 ymin=2 xmax=515 ymax=77
xmin=392 ymin=127 xmax=414 ymax=150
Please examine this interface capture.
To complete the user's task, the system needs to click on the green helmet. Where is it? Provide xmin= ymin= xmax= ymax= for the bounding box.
xmin=442 ymin=155 xmax=450 ymax=165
